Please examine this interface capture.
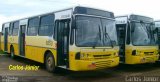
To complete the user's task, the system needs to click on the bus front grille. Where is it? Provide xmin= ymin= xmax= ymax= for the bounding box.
xmin=144 ymin=52 xmax=154 ymax=55
xmin=145 ymin=57 xmax=154 ymax=62
xmin=93 ymin=54 xmax=111 ymax=59
xmin=95 ymin=60 xmax=113 ymax=69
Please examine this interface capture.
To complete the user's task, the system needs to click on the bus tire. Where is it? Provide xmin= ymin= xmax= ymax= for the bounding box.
xmin=10 ymin=47 xmax=15 ymax=59
xmin=45 ymin=53 xmax=56 ymax=72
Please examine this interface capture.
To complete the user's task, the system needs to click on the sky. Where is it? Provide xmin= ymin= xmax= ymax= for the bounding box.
xmin=0 ymin=0 xmax=160 ymax=31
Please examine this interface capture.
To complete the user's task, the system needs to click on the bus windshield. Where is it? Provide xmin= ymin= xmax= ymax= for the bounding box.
xmin=75 ymin=15 xmax=118 ymax=47
xmin=131 ymin=22 xmax=156 ymax=46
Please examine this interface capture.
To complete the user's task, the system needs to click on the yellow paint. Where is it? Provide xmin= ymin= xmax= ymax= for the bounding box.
xmin=7 ymin=36 xmax=12 ymax=53
xmin=125 ymin=45 xmax=159 ymax=64
xmin=1 ymin=42 xmax=4 ymax=51
xmin=69 ymin=46 xmax=120 ymax=71
xmin=1 ymin=35 xmax=120 ymax=71
xmin=25 ymin=45 xmax=57 ymax=64
xmin=1 ymin=35 xmax=4 ymax=51
xmin=25 ymin=36 xmax=57 ymax=64
xmin=0 ymin=35 xmax=11 ymax=52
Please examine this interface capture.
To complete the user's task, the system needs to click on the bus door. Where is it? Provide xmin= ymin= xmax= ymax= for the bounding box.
xmin=116 ymin=24 xmax=126 ymax=62
xmin=4 ymin=27 xmax=8 ymax=51
xmin=19 ymin=25 xmax=26 ymax=56
xmin=56 ymin=19 xmax=70 ymax=67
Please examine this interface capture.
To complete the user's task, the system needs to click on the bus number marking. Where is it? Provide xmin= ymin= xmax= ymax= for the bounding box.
xmin=61 ymin=14 xmax=70 ymax=19
xmin=46 ymin=40 xmax=53 ymax=46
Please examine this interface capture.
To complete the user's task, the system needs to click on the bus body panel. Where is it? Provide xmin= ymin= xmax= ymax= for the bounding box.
xmin=69 ymin=46 xmax=119 ymax=71
xmin=25 ymin=45 xmax=57 ymax=64
xmin=8 ymin=36 xmax=12 ymax=53
xmin=25 ymin=36 xmax=57 ymax=64
xmin=1 ymin=37 xmax=4 ymax=51
xmin=11 ymin=36 xmax=19 ymax=55
xmin=70 ymin=56 xmax=119 ymax=71
xmin=125 ymin=45 xmax=159 ymax=64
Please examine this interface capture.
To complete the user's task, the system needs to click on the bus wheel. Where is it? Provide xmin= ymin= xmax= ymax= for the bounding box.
xmin=45 ymin=53 xmax=56 ymax=72
xmin=10 ymin=47 xmax=15 ymax=59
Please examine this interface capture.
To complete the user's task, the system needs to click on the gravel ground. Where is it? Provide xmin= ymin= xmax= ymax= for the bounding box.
xmin=0 ymin=54 xmax=160 ymax=82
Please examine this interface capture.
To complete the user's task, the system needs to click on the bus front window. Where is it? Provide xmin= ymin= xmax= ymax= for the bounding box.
xmin=131 ymin=22 xmax=156 ymax=46
xmin=75 ymin=16 xmax=118 ymax=47
xmin=102 ymin=19 xmax=118 ymax=46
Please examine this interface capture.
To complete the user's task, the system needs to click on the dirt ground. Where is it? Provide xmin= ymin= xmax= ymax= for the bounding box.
xmin=0 ymin=54 xmax=160 ymax=82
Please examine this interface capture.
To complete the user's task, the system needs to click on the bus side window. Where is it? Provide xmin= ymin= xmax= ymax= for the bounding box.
xmin=39 ymin=14 xmax=54 ymax=36
xmin=9 ymin=23 xmax=13 ymax=35
xmin=12 ymin=21 xmax=19 ymax=36
xmin=28 ymin=17 xmax=39 ymax=36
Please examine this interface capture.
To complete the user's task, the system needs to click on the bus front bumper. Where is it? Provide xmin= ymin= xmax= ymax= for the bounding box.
xmin=126 ymin=55 xmax=159 ymax=64
xmin=70 ymin=57 xmax=119 ymax=71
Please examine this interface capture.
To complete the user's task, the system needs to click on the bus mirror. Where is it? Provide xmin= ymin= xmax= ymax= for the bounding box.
xmin=72 ymin=21 xmax=76 ymax=29
xmin=71 ymin=17 xmax=76 ymax=29
xmin=153 ymin=28 xmax=158 ymax=34
xmin=131 ymin=24 xmax=135 ymax=33
xmin=63 ymin=28 xmax=68 ymax=36
xmin=131 ymin=27 xmax=135 ymax=32
xmin=151 ymin=22 xmax=155 ymax=25
xmin=70 ymin=29 xmax=74 ymax=45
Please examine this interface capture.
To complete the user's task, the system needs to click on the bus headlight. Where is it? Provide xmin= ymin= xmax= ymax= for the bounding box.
xmin=75 ymin=52 xmax=80 ymax=60
xmin=75 ymin=53 xmax=92 ymax=60
xmin=132 ymin=50 xmax=137 ymax=55
xmin=81 ymin=54 xmax=85 ymax=58
xmin=132 ymin=50 xmax=140 ymax=56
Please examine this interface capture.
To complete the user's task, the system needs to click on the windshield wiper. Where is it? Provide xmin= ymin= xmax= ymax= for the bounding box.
xmin=140 ymin=22 xmax=153 ymax=44
xmin=99 ymin=25 xmax=102 ymax=41
xmin=104 ymin=26 xmax=114 ymax=47
xmin=140 ymin=22 xmax=151 ymax=38
xmin=92 ymin=25 xmax=102 ymax=48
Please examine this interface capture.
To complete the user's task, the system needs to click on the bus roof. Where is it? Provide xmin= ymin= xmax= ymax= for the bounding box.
xmin=116 ymin=14 xmax=153 ymax=24
xmin=154 ymin=20 xmax=160 ymax=22
xmin=2 ymin=6 xmax=114 ymax=24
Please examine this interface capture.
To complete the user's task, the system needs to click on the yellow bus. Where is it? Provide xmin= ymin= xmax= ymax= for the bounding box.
xmin=1 ymin=6 xmax=119 ymax=72
xmin=116 ymin=14 xmax=159 ymax=64
xmin=1 ymin=23 xmax=10 ymax=52
xmin=154 ymin=21 xmax=160 ymax=58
